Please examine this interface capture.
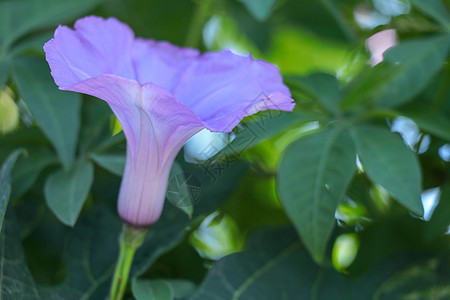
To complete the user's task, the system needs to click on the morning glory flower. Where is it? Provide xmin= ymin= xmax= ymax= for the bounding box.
xmin=44 ymin=16 xmax=294 ymax=227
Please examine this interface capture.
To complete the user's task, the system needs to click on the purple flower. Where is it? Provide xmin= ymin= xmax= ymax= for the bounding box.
xmin=44 ymin=16 xmax=294 ymax=227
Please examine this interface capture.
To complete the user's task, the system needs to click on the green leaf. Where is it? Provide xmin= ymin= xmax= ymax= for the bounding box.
xmin=166 ymin=161 xmax=195 ymax=218
xmin=90 ymin=153 xmax=125 ymax=176
xmin=190 ymin=227 xmax=318 ymax=299
xmin=42 ymin=163 xmax=246 ymax=299
xmin=166 ymin=279 xmax=197 ymax=298
xmin=8 ymin=32 xmax=54 ymax=58
xmin=44 ymin=161 xmax=94 ymax=226
xmin=39 ymin=187 xmax=233 ymax=300
xmin=343 ymin=35 xmax=450 ymax=108
xmin=38 ymin=206 xmax=121 ymax=300
xmin=381 ymin=34 xmax=450 ymax=104
xmin=90 ymin=153 xmax=197 ymax=218
xmin=0 ymin=210 xmax=41 ymax=299
xmin=11 ymin=148 xmax=57 ymax=199
xmin=12 ymin=58 xmax=81 ymax=167
xmin=401 ymin=106 xmax=450 ymax=141
xmin=132 ymin=279 xmax=173 ymax=300
xmin=350 ymin=124 xmax=423 ymax=216
xmin=131 ymin=162 xmax=249 ymax=276
xmin=277 ymin=128 xmax=356 ymax=263
xmin=0 ymin=0 xmax=103 ymax=50
xmin=132 ymin=279 xmax=196 ymax=300
xmin=237 ymin=0 xmax=278 ymax=21
xmin=190 ymin=227 xmax=449 ymax=300
xmin=410 ymin=0 xmax=450 ymax=29
xmin=287 ymin=73 xmax=342 ymax=113
xmin=221 ymin=112 xmax=313 ymax=157
xmin=0 ymin=149 xmax=23 ymax=232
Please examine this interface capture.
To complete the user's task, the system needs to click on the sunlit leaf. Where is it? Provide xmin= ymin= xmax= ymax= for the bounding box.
xmin=12 ymin=58 xmax=81 ymax=167
xmin=350 ymin=124 xmax=423 ymax=216
xmin=267 ymin=27 xmax=349 ymax=75
xmin=44 ymin=161 xmax=94 ymax=226
xmin=277 ymin=128 xmax=356 ymax=263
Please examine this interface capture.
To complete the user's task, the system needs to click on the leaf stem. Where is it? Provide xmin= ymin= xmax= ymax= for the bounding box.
xmin=109 ymin=224 xmax=147 ymax=300
xmin=184 ymin=0 xmax=214 ymax=48
xmin=319 ymin=0 xmax=357 ymax=44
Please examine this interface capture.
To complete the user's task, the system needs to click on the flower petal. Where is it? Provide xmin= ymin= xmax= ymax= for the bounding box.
xmin=43 ymin=16 xmax=135 ymax=88
xmin=118 ymin=83 xmax=204 ymax=226
xmin=132 ymin=39 xmax=199 ymax=89
xmin=43 ymin=16 xmax=295 ymax=226
xmin=64 ymin=74 xmax=204 ymax=226
xmin=172 ymin=50 xmax=295 ymax=132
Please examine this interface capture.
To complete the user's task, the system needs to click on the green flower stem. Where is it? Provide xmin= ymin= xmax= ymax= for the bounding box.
xmin=109 ymin=224 xmax=147 ymax=300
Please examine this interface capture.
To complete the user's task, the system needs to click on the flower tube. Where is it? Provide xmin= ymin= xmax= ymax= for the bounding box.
xmin=44 ymin=16 xmax=294 ymax=227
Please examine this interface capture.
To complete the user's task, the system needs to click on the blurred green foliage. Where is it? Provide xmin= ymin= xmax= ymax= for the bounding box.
xmin=0 ymin=0 xmax=449 ymax=299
